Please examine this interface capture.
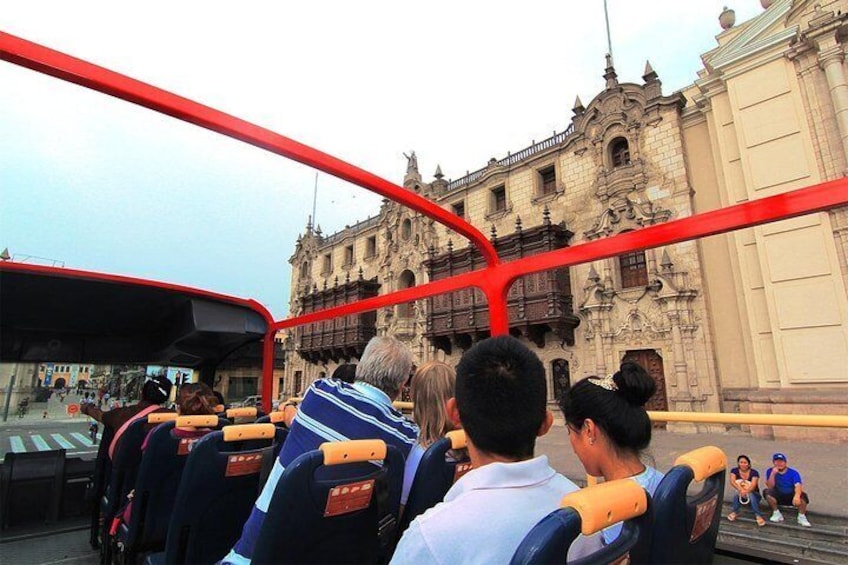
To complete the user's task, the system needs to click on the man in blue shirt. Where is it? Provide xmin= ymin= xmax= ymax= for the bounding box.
xmin=222 ymin=336 xmax=419 ymax=564
xmin=764 ymin=452 xmax=811 ymax=527
xmin=391 ymin=336 xmax=579 ymax=563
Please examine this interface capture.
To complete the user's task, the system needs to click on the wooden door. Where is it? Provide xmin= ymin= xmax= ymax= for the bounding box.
xmin=622 ymin=349 xmax=668 ymax=427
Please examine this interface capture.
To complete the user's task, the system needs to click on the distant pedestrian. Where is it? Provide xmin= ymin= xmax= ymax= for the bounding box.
xmin=89 ymin=421 xmax=99 ymax=444
xmin=42 ymin=410 xmax=48 ymax=419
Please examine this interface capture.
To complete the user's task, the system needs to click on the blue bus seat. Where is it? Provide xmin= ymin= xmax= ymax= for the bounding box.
xmin=100 ymin=415 xmax=170 ymax=564
xmin=143 ymin=423 xmax=285 ymax=565
xmin=89 ymin=425 xmax=114 ymax=549
xmin=1 ymin=449 xmax=66 ymax=529
xmin=510 ymin=479 xmax=651 ymax=565
xmin=256 ymin=411 xmax=288 ymax=428
xmin=251 ymin=439 xmax=404 ymax=565
xmin=115 ymin=415 xmax=227 ymax=562
xmin=399 ymin=429 xmax=470 ymax=534
xmin=649 ymin=446 xmax=727 ymax=564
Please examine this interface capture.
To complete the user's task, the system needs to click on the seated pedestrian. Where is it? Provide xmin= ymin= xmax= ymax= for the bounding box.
xmin=391 ymin=336 xmax=578 ymax=563
xmin=558 ymin=362 xmax=664 ymax=555
xmin=222 ymin=336 xmax=419 ymax=565
xmin=764 ymin=453 xmax=811 ymax=527
xmin=728 ymin=454 xmax=765 ymax=526
xmin=401 ymin=361 xmax=463 ymax=508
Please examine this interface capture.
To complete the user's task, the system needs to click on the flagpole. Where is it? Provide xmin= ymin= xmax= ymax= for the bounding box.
xmin=312 ymin=172 xmax=318 ymax=230
xmin=603 ymin=0 xmax=613 ymax=59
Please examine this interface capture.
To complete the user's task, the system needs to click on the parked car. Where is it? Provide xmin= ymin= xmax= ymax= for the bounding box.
xmin=232 ymin=394 xmax=262 ymax=408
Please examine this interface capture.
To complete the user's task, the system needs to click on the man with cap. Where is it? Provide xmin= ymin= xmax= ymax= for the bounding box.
xmin=764 ymin=452 xmax=811 ymax=527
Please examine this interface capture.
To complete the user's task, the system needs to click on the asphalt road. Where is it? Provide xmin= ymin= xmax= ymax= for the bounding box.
xmin=0 ymin=418 xmax=100 ymax=460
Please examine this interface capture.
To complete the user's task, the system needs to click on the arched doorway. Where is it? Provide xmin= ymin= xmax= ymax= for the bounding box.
xmin=53 ymin=377 xmax=67 ymax=389
xmin=397 ymin=270 xmax=416 ymax=318
xmin=551 ymin=359 xmax=570 ymax=402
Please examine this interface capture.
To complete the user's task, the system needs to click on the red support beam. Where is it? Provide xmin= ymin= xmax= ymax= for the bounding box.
xmin=0 ymin=31 xmax=500 ymax=268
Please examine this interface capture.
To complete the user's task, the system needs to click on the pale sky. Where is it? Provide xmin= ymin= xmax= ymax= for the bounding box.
xmin=0 ymin=1 xmax=763 ymax=318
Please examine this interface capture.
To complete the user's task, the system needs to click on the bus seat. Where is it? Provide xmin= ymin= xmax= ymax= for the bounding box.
xmin=115 ymin=416 xmax=228 ymax=562
xmin=399 ymin=429 xmax=470 ymax=535
xmin=649 ymin=446 xmax=727 ymax=564
xmin=510 ymin=479 xmax=651 ymax=565
xmin=225 ymin=406 xmax=264 ymax=423
xmin=1 ymin=449 xmax=66 ymax=530
xmin=147 ymin=413 xmax=177 ymax=424
xmin=251 ymin=439 xmax=405 ymax=565
xmin=256 ymin=411 xmax=288 ymax=428
xmin=90 ymin=425 xmax=114 ymax=549
xmin=143 ymin=423 xmax=285 ymax=565
xmin=100 ymin=418 xmax=153 ymax=564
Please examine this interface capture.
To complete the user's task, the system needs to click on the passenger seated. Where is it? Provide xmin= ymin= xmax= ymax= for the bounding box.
xmin=401 ymin=361 xmax=463 ymax=508
xmin=728 ymin=454 xmax=766 ymax=526
xmin=81 ymin=375 xmax=173 ymax=458
xmin=222 ymin=336 xmax=419 ymax=565
xmin=391 ymin=336 xmax=578 ymax=563
xmin=558 ymin=362 xmax=663 ymax=556
xmin=116 ymin=382 xmax=219 ymax=529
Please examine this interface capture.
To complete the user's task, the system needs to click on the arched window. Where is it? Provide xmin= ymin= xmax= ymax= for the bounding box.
xmin=619 ymin=249 xmax=648 ymax=288
xmin=401 ymin=218 xmax=412 ymax=241
xmin=397 ymin=269 xmax=416 ymax=317
xmin=610 ymin=137 xmax=631 ymax=168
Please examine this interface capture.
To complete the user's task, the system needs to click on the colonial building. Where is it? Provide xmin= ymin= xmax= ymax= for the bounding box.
xmin=283 ymin=0 xmax=848 ymax=441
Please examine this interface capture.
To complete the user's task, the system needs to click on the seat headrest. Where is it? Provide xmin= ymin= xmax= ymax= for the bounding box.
xmin=213 ymin=404 xmax=226 ymax=413
xmin=560 ymin=479 xmax=649 ymax=535
xmin=176 ymin=415 xmax=218 ymax=428
xmin=148 ymin=412 xmax=177 ymax=424
xmin=392 ymin=401 xmax=413 ymax=411
xmin=268 ymin=411 xmax=287 ymax=424
xmin=673 ymin=446 xmax=727 ymax=481
xmin=222 ymin=423 xmax=276 ymax=442
xmin=320 ymin=439 xmax=387 ymax=466
xmin=226 ymin=407 xmax=257 ymax=419
xmin=446 ymin=429 xmax=467 ymax=450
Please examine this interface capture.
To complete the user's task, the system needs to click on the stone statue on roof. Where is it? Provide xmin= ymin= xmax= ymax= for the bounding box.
xmin=403 ymin=151 xmax=418 ymax=174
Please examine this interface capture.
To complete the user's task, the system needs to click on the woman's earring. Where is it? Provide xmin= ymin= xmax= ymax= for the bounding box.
xmin=589 ymin=437 xmax=595 ymax=446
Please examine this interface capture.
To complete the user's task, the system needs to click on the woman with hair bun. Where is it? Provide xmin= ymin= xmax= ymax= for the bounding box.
xmin=559 ymin=361 xmax=663 ymax=548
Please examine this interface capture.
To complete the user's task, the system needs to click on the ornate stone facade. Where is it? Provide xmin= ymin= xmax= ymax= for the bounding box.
xmin=283 ymin=0 xmax=848 ymax=440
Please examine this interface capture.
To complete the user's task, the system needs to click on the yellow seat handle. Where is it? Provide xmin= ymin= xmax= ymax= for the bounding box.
xmin=320 ymin=440 xmax=387 ymax=466
xmin=560 ymin=479 xmax=648 ymax=535
xmin=176 ymin=415 xmax=218 ymax=428
xmin=222 ymin=423 xmax=276 ymax=442
xmin=446 ymin=429 xmax=467 ymax=450
xmin=674 ymin=446 xmax=727 ymax=482
xmin=226 ymin=407 xmax=257 ymax=419
xmin=148 ymin=413 xmax=177 ymax=424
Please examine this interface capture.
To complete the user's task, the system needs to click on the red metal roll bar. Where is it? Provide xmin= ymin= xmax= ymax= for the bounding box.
xmin=3 ymin=31 xmax=847 ymax=414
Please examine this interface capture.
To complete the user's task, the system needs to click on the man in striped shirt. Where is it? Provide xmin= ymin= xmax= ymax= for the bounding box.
xmin=222 ymin=336 xmax=419 ymax=564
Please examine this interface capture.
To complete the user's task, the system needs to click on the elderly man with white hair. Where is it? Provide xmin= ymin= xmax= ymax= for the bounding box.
xmin=223 ymin=336 xmax=419 ymax=565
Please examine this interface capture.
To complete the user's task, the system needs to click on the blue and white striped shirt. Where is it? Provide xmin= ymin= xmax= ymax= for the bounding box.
xmin=222 ymin=378 xmax=418 ymax=564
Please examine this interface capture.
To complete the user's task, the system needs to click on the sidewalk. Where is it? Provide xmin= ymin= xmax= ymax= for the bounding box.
xmin=0 ymin=393 xmax=101 ymax=428
xmin=537 ymin=425 xmax=848 ymax=519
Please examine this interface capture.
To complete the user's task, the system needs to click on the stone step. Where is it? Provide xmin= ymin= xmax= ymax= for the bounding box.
xmin=718 ymin=509 xmax=848 ymax=565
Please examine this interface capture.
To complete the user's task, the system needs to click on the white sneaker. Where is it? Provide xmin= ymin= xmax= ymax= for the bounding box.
xmin=797 ymin=514 xmax=811 ymax=527
xmin=770 ymin=510 xmax=784 ymax=523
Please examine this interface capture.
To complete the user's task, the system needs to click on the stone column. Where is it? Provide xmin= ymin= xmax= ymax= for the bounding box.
xmin=817 ymin=37 xmax=848 ymax=166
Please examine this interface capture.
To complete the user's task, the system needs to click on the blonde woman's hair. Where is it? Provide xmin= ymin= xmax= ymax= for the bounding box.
xmin=411 ymin=361 xmax=457 ymax=447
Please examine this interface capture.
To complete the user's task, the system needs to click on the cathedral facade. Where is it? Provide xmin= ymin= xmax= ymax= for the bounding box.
xmin=282 ymin=0 xmax=848 ymax=441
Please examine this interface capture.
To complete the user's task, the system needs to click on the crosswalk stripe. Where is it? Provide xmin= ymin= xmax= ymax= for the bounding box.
xmin=31 ymin=434 xmax=51 ymax=451
xmin=71 ymin=432 xmax=94 ymax=446
xmin=9 ymin=436 xmax=26 ymax=453
xmin=51 ymin=433 xmax=76 ymax=450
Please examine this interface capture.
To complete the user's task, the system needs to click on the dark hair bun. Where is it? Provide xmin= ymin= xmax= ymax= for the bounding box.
xmin=613 ymin=362 xmax=656 ymax=407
